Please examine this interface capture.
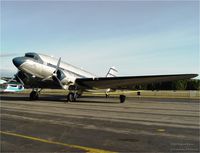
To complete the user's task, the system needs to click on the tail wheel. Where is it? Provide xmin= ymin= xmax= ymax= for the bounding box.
xmin=119 ymin=95 xmax=126 ymax=103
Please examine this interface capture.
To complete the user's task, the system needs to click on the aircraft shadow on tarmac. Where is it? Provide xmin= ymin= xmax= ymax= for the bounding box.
xmin=0 ymin=94 xmax=120 ymax=104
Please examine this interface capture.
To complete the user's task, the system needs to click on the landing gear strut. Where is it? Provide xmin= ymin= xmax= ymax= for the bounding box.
xmin=119 ymin=95 xmax=126 ymax=103
xmin=29 ymin=89 xmax=41 ymax=100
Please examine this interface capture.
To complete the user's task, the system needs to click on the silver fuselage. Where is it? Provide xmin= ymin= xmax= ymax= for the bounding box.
xmin=13 ymin=52 xmax=96 ymax=89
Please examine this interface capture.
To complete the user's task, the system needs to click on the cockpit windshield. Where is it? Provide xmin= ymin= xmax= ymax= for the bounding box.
xmin=25 ymin=53 xmax=38 ymax=59
xmin=25 ymin=52 xmax=43 ymax=63
xmin=25 ymin=53 xmax=34 ymax=58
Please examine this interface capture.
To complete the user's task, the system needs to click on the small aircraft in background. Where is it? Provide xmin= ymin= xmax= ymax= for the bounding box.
xmin=12 ymin=52 xmax=197 ymax=103
xmin=0 ymin=78 xmax=24 ymax=93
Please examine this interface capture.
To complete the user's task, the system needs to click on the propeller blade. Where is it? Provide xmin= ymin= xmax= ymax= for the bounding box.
xmin=55 ymin=57 xmax=61 ymax=74
xmin=43 ymin=57 xmax=61 ymax=81
xmin=15 ymin=74 xmax=24 ymax=85
xmin=42 ymin=57 xmax=68 ymax=89
xmin=52 ymin=75 xmax=67 ymax=89
xmin=6 ymin=77 xmax=15 ymax=83
xmin=42 ymin=75 xmax=52 ymax=81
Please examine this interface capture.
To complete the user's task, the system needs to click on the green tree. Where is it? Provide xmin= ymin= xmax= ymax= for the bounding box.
xmin=172 ymin=80 xmax=187 ymax=90
xmin=186 ymin=80 xmax=200 ymax=90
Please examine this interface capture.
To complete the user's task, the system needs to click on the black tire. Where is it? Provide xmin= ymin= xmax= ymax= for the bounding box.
xmin=30 ymin=91 xmax=38 ymax=100
xmin=68 ymin=93 xmax=76 ymax=102
xmin=119 ymin=95 xmax=126 ymax=103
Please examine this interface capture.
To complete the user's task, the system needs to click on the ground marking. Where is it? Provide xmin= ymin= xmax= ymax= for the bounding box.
xmin=157 ymin=129 xmax=166 ymax=132
xmin=0 ymin=130 xmax=116 ymax=153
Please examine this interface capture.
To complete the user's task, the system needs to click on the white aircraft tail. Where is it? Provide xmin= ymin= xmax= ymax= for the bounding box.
xmin=106 ymin=67 xmax=118 ymax=77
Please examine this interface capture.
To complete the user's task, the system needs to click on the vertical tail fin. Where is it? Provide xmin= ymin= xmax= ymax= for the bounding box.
xmin=106 ymin=67 xmax=118 ymax=77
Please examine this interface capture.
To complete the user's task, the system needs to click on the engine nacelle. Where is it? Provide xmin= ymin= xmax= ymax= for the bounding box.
xmin=56 ymin=69 xmax=65 ymax=81
xmin=52 ymin=69 xmax=74 ymax=88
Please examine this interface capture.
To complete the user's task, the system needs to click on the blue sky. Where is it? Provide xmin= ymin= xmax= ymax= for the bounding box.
xmin=1 ymin=1 xmax=199 ymax=78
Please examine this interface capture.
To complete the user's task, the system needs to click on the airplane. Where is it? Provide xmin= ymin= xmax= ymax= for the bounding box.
xmin=12 ymin=52 xmax=198 ymax=103
xmin=0 ymin=79 xmax=24 ymax=93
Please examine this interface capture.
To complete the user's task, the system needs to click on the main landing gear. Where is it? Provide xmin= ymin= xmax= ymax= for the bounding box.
xmin=67 ymin=93 xmax=77 ymax=102
xmin=29 ymin=89 xmax=41 ymax=100
xmin=119 ymin=95 xmax=126 ymax=103
xmin=66 ymin=85 xmax=82 ymax=102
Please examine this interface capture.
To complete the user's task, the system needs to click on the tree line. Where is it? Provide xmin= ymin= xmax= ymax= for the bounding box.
xmin=134 ymin=79 xmax=200 ymax=90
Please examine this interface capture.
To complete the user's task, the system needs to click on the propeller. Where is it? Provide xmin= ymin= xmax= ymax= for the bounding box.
xmin=4 ymin=72 xmax=25 ymax=86
xmin=42 ymin=57 xmax=61 ymax=81
xmin=42 ymin=57 xmax=67 ymax=89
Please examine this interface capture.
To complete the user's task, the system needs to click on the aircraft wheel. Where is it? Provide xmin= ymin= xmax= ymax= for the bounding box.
xmin=119 ymin=95 xmax=126 ymax=103
xmin=68 ymin=93 xmax=76 ymax=102
xmin=30 ymin=91 xmax=38 ymax=100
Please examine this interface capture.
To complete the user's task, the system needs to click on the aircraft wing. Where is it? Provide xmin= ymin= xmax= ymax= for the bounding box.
xmin=75 ymin=74 xmax=198 ymax=89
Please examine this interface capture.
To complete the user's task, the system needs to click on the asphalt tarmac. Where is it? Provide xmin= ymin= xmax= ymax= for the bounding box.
xmin=0 ymin=93 xmax=199 ymax=153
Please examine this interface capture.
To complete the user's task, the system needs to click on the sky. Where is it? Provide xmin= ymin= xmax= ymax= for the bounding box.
xmin=0 ymin=0 xmax=199 ymax=78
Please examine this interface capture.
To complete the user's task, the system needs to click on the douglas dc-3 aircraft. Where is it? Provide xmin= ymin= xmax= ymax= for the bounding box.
xmin=12 ymin=52 xmax=197 ymax=103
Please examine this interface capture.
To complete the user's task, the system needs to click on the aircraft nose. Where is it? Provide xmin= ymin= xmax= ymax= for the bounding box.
xmin=12 ymin=57 xmax=26 ymax=68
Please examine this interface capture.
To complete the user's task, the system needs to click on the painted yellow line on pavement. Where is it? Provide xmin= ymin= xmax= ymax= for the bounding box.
xmin=0 ymin=131 xmax=116 ymax=153
xmin=157 ymin=129 xmax=166 ymax=132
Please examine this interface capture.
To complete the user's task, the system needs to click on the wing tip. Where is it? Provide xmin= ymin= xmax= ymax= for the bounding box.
xmin=187 ymin=74 xmax=198 ymax=79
